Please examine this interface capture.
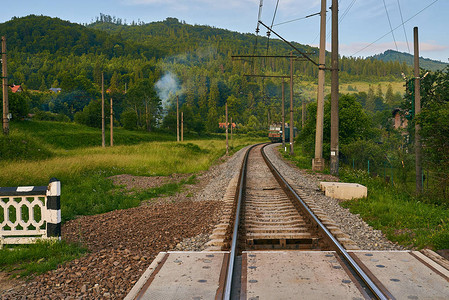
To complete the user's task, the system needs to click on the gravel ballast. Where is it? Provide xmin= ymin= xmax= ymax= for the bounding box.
xmin=1 ymin=144 xmax=403 ymax=299
xmin=264 ymin=143 xmax=404 ymax=251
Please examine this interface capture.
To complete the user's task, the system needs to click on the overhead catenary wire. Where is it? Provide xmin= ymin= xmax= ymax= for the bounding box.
xmin=382 ymin=0 xmax=399 ymax=52
xmin=397 ymin=0 xmax=411 ymax=53
xmin=352 ymin=0 xmax=440 ymax=56
xmin=252 ymin=0 xmax=264 ymax=74
xmin=266 ymin=0 xmax=280 ymax=55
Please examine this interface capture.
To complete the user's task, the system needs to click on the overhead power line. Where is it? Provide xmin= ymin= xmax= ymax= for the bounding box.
xmin=397 ymin=0 xmax=411 ymax=53
xmin=351 ymin=0 xmax=440 ymax=57
xmin=382 ymin=0 xmax=399 ymax=52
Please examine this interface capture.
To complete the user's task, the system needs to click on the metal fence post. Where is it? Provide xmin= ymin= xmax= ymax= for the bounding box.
xmin=368 ymin=160 xmax=370 ymax=175
xmin=46 ymin=178 xmax=61 ymax=239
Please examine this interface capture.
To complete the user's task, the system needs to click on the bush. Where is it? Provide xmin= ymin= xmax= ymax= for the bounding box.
xmin=120 ymin=110 xmax=138 ymax=130
xmin=33 ymin=110 xmax=70 ymax=122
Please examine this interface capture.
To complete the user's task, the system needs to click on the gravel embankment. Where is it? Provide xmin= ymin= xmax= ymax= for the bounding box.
xmin=1 ymin=144 xmax=403 ymax=299
xmin=264 ymin=143 xmax=404 ymax=251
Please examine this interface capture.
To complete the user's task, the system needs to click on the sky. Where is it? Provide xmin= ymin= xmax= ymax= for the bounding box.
xmin=1 ymin=0 xmax=448 ymax=62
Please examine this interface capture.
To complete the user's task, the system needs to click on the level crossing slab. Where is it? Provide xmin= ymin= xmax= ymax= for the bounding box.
xmin=126 ymin=250 xmax=449 ymax=299
xmin=350 ymin=250 xmax=449 ymax=299
xmin=125 ymin=251 xmax=229 ymax=300
xmin=242 ymin=251 xmax=366 ymax=299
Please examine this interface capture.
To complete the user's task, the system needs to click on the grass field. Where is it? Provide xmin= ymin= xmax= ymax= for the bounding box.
xmin=0 ymin=120 xmax=265 ymax=276
xmin=298 ymin=80 xmax=405 ymax=101
xmin=280 ymin=146 xmax=449 ymax=251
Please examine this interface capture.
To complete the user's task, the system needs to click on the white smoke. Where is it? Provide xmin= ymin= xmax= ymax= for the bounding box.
xmin=155 ymin=72 xmax=182 ymax=111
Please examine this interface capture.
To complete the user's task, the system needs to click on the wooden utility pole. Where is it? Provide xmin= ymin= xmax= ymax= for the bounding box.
xmin=101 ymin=72 xmax=105 ymax=147
xmin=181 ymin=111 xmax=184 ymax=142
xmin=414 ymin=27 xmax=422 ymax=194
xmin=226 ymin=102 xmax=229 ymax=155
xmin=230 ymin=117 xmax=233 ymax=146
xmin=330 ymin=0 xmax=339 ymax=175
xmin=313 ymin=0 xmax=326 ymax=171
xmin=281 ymin=80 xmax=286 ymax=149
xmin=176 ymin=95 xmax=179 ymax=142
xmin=145 ymin=101 xmax=150 ymax=132
xmin=2 ymin=36 xmax=8 ymax=135
xmin=110 ymin=98 xmax=113 ymax=147
xmin=289 ymin=53 xmax=294 ymax=155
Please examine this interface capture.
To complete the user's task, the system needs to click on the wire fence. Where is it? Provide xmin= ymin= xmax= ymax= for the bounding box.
xmin=341 ymin=156 xmax=449 ymax=203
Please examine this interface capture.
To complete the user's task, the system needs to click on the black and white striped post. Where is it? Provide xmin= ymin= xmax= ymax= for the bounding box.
xmin=46 ymin=178 xmax=61 ymax=239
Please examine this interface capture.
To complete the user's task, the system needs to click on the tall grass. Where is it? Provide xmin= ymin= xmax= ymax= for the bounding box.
xmin=1 ymin=121 xmax=264 ymax=222
xmin=339 ymin=168 xmax=449 ymax=250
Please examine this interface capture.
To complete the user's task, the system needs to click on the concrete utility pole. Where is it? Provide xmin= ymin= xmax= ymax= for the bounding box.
xmin=176 ymin=95 xmax=179 ymax=142
xmin=414 ymin=27 xmax=422 ymax=194
xmin=313 ymin=0 xmax=326 ymax=171
xmin=330 ymin=0 xmax=339 ymax=175
xmin=282 ymin=80 xmax=286 ymax=149
xmin=289 ymin=53 xmax=294 ymax=155
xmin=101 ymin=72 xmax=105 ymax=147
xmin=226 ymin=102 xmax=229 ymax=156
xmin=110 ymin=98 xmax=113 ymax=147
xmin=2 ymin=36 xmax=9 ymax=135
xmin=181 ymin=111 xmax=184 ymax=142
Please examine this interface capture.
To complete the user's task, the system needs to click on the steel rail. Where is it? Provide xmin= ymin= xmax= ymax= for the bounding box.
xmin=223 ymin=144 xmax=259 ymax=300
xmin=260 ymin=144 xmax=389 ymax=300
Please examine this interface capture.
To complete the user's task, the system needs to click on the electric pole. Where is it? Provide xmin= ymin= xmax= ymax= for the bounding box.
xmin=282 ymin=80 xmax=286 ymax=149
xmin=2 ymin=36 xmax=8 ymax=135
xmin=110 ymin=97 xmax=113 ymax=147
xmin=290 ymin=53 xmax=294 ymax=155
xmin=176 ymin=95 xmax=179 ymax=142
xmin=181 ymin=111 xmax=184 ymax=142
xmin=414 ymin=27 xmax=422 ymax=194
xmin=101 ymin=72 xmax=105 ymax=147
xmin=330 ymin=0 xmax=339 ymax=175
xmin=230 ymin=116 xmax=233 ymax=146
xmin=226 ymin=102 xmax=229 ymax=156
xmin=313 ymin=0 xmax=326 ymax=171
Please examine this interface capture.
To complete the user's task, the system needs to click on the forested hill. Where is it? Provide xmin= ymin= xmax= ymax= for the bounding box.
xmin=370 ymin=50 xmax=448 ymax=72
xmin=0 ymin=15 xmax=162 ymax=58
xmin=0 ymin=15 xmax=415 ymax=92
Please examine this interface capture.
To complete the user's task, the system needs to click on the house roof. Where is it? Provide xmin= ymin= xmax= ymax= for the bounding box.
xmin=10 ymin=85 xmax=22 ymax=93
xmin=49 ymin=87 xmax=62 ymax=93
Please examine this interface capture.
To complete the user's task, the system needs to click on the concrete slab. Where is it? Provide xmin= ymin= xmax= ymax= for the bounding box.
xmin=125 ymin=251 xmax=229 ymax=300
xmin=351 ymin=251 xmax=449 ymax=299
xmin=242 ymin=251 xmax=366 ymax=299
xmin=320 ymin=182 xmax=367 ymax=200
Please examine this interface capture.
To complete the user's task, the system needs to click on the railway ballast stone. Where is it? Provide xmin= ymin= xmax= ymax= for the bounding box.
xmin=264 ymin=143 xmax=404 ymax=251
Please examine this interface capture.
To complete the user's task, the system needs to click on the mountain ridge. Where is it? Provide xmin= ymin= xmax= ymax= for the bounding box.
xmin=369 ymin=49 xmax=448 ymax=72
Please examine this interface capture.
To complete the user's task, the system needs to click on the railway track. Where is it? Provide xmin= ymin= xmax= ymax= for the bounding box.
xmin=127 ymin=144 xmax=449 ymax=300
xmin=241 ymin=144 xmax=323 ymax=250
xmin=224 ymin=144 xmax=386 ymax=299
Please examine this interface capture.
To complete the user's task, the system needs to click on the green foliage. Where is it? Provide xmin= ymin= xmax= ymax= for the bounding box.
xmin=300 ymin=94 xmax=375 ymax=160
xmin=120 ymin=109 xmax=138 ymax=131
xmin=340 ymin=168 xmax=449 ymax=250
xmin=74 ymin=99 xmax=107 ymax=128
xmin=0 ymin=240 xmax=86 ymax=277
xmin=33 ymin=110 xmax=71 ymax=122
xmin=341 ymin=140 xmax=385 ymax=171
